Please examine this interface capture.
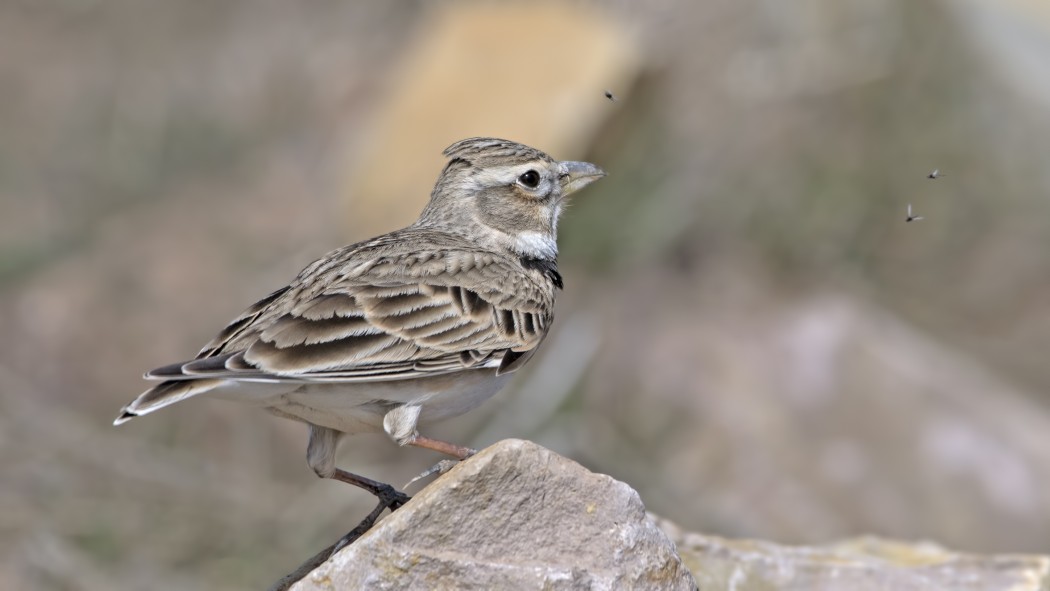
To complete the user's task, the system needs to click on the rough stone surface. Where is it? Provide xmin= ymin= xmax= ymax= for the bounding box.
xmin=290 ymin=440 xmax=1050 ymax=591
xmin=291 ymin=439 xmax=697 ymax=591
xmin=657 ymin=516 xmax=1050 ymax=591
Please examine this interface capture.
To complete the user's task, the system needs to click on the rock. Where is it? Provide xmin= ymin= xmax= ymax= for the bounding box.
xmin=288 ymin=439 xmax=1050 ymax=590
xmin=657 ymin=516 xmax=1050 ymax=591
xmin=290 ymin=439 xmax=697 ymax=591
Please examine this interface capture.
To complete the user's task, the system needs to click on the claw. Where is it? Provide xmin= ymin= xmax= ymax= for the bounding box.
xmin=404 ymin=459 xmax=461 ymax=489
xmin=375 ymin=482 xmax=412 ymax=510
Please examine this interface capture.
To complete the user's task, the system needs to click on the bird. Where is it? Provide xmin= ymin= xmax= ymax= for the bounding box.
xmin=114 ymin=137 xmax=605 ymax=505
xmin=926 ymin=169 xmax=944 ymax=179
xmin=906 ymin=203 xmax=923 ymax=222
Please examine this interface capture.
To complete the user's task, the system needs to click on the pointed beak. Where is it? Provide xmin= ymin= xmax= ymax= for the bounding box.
xmin=559 ymin=161 xmax=606 ymax=196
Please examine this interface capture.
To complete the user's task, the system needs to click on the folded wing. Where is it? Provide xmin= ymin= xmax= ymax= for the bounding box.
xmin=116 ymin=243 xmax=554 ymax=424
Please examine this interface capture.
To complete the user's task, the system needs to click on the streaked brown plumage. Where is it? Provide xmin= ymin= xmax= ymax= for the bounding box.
xmin=114 ymin=137 xmax=604 ymax=501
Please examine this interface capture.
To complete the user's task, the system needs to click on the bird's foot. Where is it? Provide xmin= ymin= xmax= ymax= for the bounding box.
xmin=375 ymin=481 xmax=412 ymax=510
xmin=404 ymin=459 xmax=463 ymax=489
xmin=330 ymin=468 xmax=411 ymax=509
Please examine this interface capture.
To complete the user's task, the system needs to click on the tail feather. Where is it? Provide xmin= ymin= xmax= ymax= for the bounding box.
xmin=113 ymin=379 xmax=224 ymax=425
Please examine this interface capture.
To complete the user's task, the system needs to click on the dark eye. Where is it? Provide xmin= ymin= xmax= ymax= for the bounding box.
xmin=518 ymin=170 xmax=540 ymax=189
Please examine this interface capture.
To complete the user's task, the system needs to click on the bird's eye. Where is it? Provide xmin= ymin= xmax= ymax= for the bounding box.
xmin=518 ymin=170 xmax=540 ymax=189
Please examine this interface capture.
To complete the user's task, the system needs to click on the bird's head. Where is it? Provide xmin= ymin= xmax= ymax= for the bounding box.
xmin=417 ymin=137 xmax=605 ymax=261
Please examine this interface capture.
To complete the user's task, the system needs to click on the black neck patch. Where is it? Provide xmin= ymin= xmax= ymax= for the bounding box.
xmin=520 ymin=256 xmax=563 ymax=290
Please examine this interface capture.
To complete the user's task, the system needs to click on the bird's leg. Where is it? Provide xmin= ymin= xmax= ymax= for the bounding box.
xmin=404 ymin=434 xmax=477 ymax=460
xmin=383 ymin=405 xmax=477 ymax=458
xmin=399 ymin=435 xmax=476 ymax=490
xmin=383 ymin=405 xmax=478 ymax=488
xmin=307 ymin=425 xmax=410 ymax=508
xmin=330 ymin=468 xmax=411 ymax=509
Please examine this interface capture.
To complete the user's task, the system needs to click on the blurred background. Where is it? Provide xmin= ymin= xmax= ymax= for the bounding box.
xmin=3 ymin=0 xmax=1050 ymax=588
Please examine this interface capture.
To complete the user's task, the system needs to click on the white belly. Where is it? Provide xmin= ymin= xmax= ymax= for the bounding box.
xmin=213 ymin=369 xmax=513 ymax=435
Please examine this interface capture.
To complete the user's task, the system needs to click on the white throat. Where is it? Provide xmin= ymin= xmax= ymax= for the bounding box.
xmin=511 ymin=230 xmax=558 ymax=260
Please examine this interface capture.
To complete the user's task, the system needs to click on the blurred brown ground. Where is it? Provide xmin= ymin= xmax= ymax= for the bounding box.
xmin=3 ymin=1 xmax=1050 ymax=589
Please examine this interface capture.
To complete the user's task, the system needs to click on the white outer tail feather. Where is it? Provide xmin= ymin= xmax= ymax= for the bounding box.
xmin=113 ymin=379 xmax=223 ymax=425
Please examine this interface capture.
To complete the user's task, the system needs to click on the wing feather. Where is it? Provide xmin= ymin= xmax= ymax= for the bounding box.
xmin=143 ymin=232 xmax=555 ymax=385
xmin=245 ymin=332 xmax=402 ymax=374
xmin=260 ymin=314 xmax=376 ymax=347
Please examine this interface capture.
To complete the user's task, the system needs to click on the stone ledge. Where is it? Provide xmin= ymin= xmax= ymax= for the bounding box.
xmin=288 ymin=440 xmax=1049 ymax=590
xmin=659 ymin=516 xmax=1050 ymax=591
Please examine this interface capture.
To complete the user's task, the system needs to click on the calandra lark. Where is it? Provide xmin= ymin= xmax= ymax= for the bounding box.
xmin=115 ymin=137 xmax=604 ymax=504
